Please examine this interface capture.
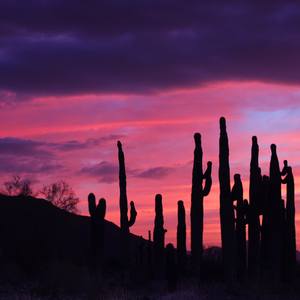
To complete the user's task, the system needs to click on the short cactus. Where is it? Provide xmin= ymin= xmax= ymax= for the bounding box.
xmin=88 ymin=193 xmax=106 ymax=271
xmin=165 ymin=243 xmax=177 ymax=292
xmin=153 ymin=194 xmax=167 ymax=270
xmin=177 ymin=200 xmax=187 ymax=272
xmin=231 ymin=174 xmax=246 ymax=280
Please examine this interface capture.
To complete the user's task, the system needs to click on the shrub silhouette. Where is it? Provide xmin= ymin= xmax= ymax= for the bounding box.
xmin=191 ymin=133 xmax=212 ymax=269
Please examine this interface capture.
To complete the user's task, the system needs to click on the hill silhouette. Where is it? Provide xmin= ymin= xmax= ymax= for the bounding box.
xmin=0 ymin=194 xmax=144 ymax=272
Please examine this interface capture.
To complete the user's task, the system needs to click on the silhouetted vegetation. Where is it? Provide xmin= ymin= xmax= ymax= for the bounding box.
xmin=191 ymin=133 xmax=212 ymax=270
xmin=0 ymin=117 xmax=298 ymax=298
xmin=1 ymin=175 xmax=33 ymax=197
xmin=153 ymin=193 xmax=167 ymax=275
xmin=219 ymin=117 xmax=236 ymax=283
xmin=40 ymin=181 xmax=79 ymax=213
xmin=177 ymin=200 xmax=187 ymax=273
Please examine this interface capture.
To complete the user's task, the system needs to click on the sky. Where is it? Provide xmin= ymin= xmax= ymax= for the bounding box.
xmin=0 ymin=1 xmax=300 ymax=249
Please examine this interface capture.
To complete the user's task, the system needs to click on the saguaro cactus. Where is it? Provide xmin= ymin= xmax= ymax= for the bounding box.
xmin=177 ymin=200 xmax=187 ymax=271
xmin=88 ymin=193 xmax=106 ymax=270
xmin=269 ymin=144 xmax=284 ymax=281
xmin=219 ymin=117 xmax=236 ymax=282
xmin=191 ymin=133 xmax=212 ymax=267
xmin=281 ymin=160 xmax=296 ymax=281
xmin=117 ymin=141 xmax=137 ymax=234
xmin=147 ymin=230 xmax=153 ymax=275
xmin=231 ymin=174 xmax=247 ymax=281
xmin=260 ymin=175 xmax=271 ymax=276
xmin=154 ymin=194 xmax=167 ymax=269
xmin=248 ymin=136 xmax=262 ymax=279
xmin=166 ymin=243 xmax=177 ymax=292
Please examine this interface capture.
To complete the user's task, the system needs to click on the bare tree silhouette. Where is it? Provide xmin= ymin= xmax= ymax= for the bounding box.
xmin=1 ymin=175 xmax=33 ymax=197
xmin=40 ymin=181 xmax=79 ymax=213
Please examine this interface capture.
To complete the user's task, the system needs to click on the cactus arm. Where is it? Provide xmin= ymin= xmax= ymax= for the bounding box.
xmin=88 ymin=193 xmax=96 ymax=217
xmin=281 ymin=160 xmax=289 ymax=176
xmin=98 ymin=198 xmax=106 ymax=220
xmin=202 ymin=161 xmax=212 ymax=196
xmin=128 ymin=201 xmax=137 ymax=227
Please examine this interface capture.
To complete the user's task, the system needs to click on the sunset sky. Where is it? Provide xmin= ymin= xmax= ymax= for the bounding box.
xmin=0 ymin=1 xmax=299 ymax=249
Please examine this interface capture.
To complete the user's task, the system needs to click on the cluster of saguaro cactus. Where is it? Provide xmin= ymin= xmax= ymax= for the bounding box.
xmin=191 ymin=133 xmax=212 ymax=268
xmin=88 ymin=193 xmax=106 ymax=270
xmin=85 ymin=118 xmax=297 ymax=287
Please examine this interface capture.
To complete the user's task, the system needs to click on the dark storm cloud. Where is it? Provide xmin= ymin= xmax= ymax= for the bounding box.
xmin=1 ymin=1 xmax=300 ymax=98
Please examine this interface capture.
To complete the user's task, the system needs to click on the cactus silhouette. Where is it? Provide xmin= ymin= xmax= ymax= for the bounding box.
xmin=117 ymin=141 xmax=137 ymax=263
xmin=281 ymin=160 xmax=296 ymax=281
xmin=88 ymin=193 xmax=106 ymax=271
xmin=218 ymin=117 xmax=236 ymax=282
xmin=153 ymin=194 xmax=167 ymax=271
xmin=147 ymin=230 xmax=153 ymax=276
xmin=177 ymin=200 xmax=187 ymax=272
xmin=191 ymin=133 xmax=212 ymax=267
xmin=231 ymin=174 xmax=247 ymax=281
xmin=268 ymin=144 xmax=284 ymax=281
xmin=165 ymin=243 xmax=177 ymax=292
xmin=117 ymin=141 xmax=137 ymax=234
xmin=248 ymin=136 xmax=262 ymax=279
xmin=260 ymin=175 xmax=271 ymax=277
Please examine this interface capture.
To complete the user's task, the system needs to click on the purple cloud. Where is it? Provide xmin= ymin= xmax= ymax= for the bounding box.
xmin=0 ymin=1 xmax=300 ymax=99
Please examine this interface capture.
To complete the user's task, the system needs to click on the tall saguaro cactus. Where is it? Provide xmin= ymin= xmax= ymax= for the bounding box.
xmin=248 ymin=136 xmax=262 ymax=279
xmin=269 ymin=144 xmax=284 ymax=281
xmin=117 ymin=141 xmax=137 ymax=234
xmin=219 ymin=117 xmax=236 ymax=282
xmin=191 ymin=133 xmax=212 ymax=267
xmin=177 ymin=200 xmax=187 ymax=271
xmin=281 ymin=160 xmax=296 ymax=281
xmin=153 ymin=194 xmax=167 ymax=270
xmin=260 ymin=175 xmax=271 ymax=277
